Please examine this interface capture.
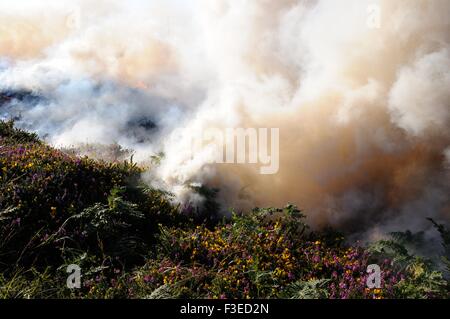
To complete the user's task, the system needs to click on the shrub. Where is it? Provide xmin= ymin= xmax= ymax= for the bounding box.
xmin=1 ymin=121 xmax=449 ymax=299
xmin=0 ymin=120 xmax=41 ymax=145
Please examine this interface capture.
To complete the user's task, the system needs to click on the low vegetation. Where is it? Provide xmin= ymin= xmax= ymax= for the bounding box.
xmin=0 ymin=120 xmax=449 ymax=299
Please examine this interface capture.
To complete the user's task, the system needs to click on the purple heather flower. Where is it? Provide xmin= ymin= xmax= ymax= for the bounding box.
xmin=12 ymin=217 xmax=21 ymax=226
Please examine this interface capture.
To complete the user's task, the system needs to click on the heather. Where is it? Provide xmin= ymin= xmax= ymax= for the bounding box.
xmin=0 ymin=121 xmax=449 ymax=299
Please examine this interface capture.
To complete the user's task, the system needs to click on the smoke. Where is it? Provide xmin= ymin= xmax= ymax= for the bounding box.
xmin=0 ymin=0 xmax=449 ymax=238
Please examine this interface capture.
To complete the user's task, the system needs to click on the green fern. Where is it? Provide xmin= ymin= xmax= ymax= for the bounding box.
xmin=280 ymin=279 xmax=330 ymax=299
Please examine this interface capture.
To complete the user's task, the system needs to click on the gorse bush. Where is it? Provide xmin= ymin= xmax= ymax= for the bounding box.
xmin=0 ymin=121 xmax=449 ymax=299
xmin=0 ymin=134 xmax=144 ymax=268
xmin=0 ymin=120 xmax=40 ymax=145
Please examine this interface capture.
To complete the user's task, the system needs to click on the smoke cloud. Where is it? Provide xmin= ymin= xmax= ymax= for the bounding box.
xmin=1 ymin=0 xmax=449 ymax=239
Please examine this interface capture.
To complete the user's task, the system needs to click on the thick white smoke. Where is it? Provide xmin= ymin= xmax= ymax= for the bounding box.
xmin=0 ymin=0 xmax=449 ymax=239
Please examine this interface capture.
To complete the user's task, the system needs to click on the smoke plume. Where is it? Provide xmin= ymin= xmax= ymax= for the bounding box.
xmin=1 ymin=0 xmax=449 ymax=239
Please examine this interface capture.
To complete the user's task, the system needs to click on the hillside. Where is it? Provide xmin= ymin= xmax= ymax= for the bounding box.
xmin=0 ymin=120 xmax=448 ymax=299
